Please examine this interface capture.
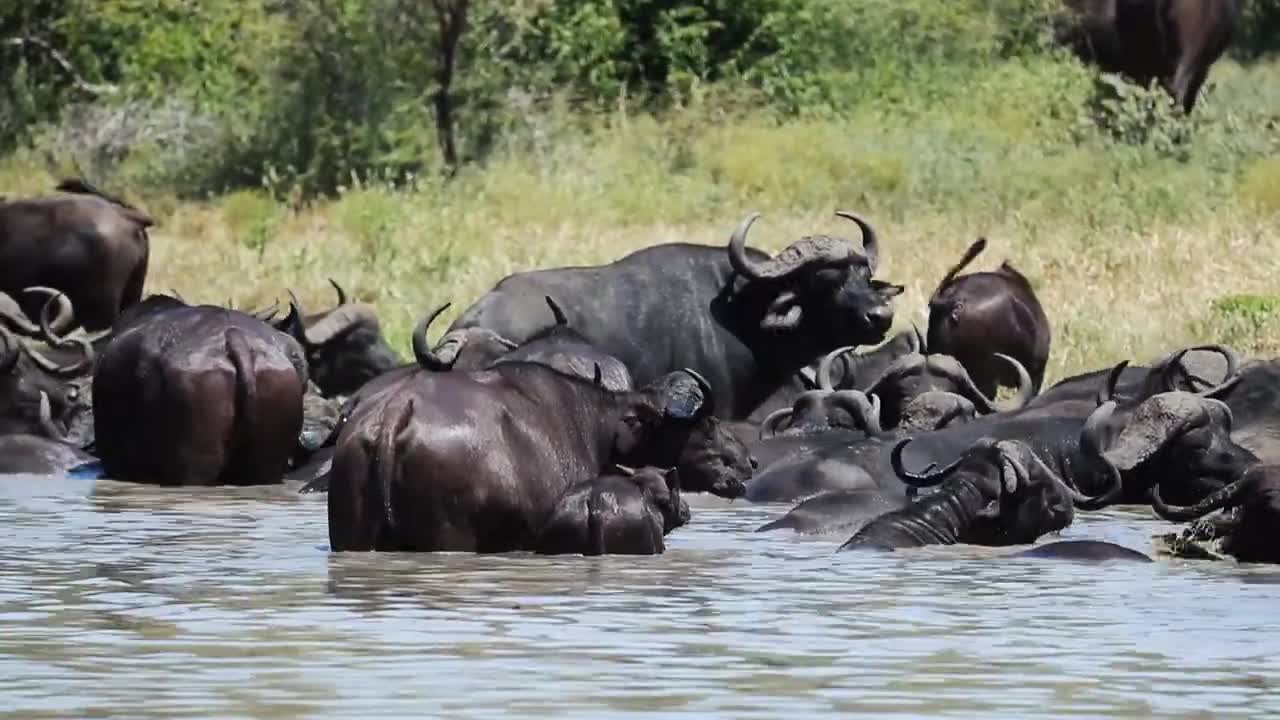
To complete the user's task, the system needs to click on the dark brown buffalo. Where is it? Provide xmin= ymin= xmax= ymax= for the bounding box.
xmin=328 ymin=317 xmax=753 ymax=552
xmin=277 ymin=280 xmax=401 ymax=397
xmin=93 ymin=296 xmax=308 ymax=485
xmin=0 ymin=179 xmax=152 ymax=331
xmin=535 ymin=466 xmax=689 ymax=555
xmin=1060 ymin=0 xmax=1239 ymax=113
xmin=927 ymin=238 xmax=1051 ymax=397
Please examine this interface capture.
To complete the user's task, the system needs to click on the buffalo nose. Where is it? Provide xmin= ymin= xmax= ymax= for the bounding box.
xmin=864 ymin=304 xmax=894 ymax=332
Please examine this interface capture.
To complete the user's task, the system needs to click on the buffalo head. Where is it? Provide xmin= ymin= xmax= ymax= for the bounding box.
xmin=0 ymin=313 xmax=94 ymax=440
xmin=859 ymin=349 xmax=1033 ymax=428
xmin=615 ymin=368 xmax=754 ymax=499
xmin=614 ymin=464 xmax=688 ymax=533
xmin=278 ymin=280 xmax=400 ymax=396
xmin=726 ymin=212 xmax=898 ymax=363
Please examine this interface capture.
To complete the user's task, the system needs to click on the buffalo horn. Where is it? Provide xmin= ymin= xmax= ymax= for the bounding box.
xmin=727 ymin=212 xmax=765 ymax=281
xmin=412 ymin=303 xmax=455 ymax=371
xmin=829 ymin=390 xmax=883 ymax=435
xmin=23 ymin=287 xmax=74 ymax=335
xmin=37 ymin=391 xmax=65 ymax=439
xmin=889 ymin=437 xmax=963 ymax=487
xmin=680 ymin=367 xmax=716 ymax=418
xmin=1169 ymin=344 xmax=1240 ymax=398
xmin=328 ymin=278 xmax=348 ymax=307
xmin=817 ymin=345 xmax=857 ymax=391
xmin=1149 ymin=476 xmax=1248 ymax=522
xmin=759 ymin=407 xmax=794 ymax=440
xmin=833 ymin=210 xmax=879 ymax=273
xmin=305 ymin=303 xmax=378 ymax=346
xmin=1075 ymin=400 xmax=1125 ymax=509
xmin=545 ymin=296 xmax=568 ymax=327
xmin=23 ymin=296 xmax=95 ymax=377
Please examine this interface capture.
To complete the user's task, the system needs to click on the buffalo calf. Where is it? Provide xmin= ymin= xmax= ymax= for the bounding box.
xmin=535 ymin=466 xmax=688 ymax=555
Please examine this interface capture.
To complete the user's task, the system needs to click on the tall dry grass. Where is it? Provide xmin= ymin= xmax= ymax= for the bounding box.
xmin=3 ymin=57 xmax=1278 ymax=386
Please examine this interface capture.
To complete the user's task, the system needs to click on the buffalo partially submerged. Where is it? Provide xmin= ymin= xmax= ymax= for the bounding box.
xmin=0 ymin=179 xmax=152 ymax=331
xmin=277 ymin=280 xmax=400 ymax=397
xmin=1151 ymin=464 xmax=1280 ymax=564
xmin=1059 ymin=0 xmax=1239 ymax=113
xmin=329 ymin=309 xmax=753 ymax=551
xmin=93 ymin=296 xmax=308 ymax=485
xmin=927 ymin=238 xmax=1050 ymax=396
xmin=443 ymin=212 xmax=899 ymax=419
xmin=535 ymin=466 xmax=689 ymax=555
xmin=837 ymin=438 xmax=1105 ymax=551
xmin=857 ymin=348 xmax=1034 ymax=428
xmin=487 ymin=296 xmax=633 ymax=392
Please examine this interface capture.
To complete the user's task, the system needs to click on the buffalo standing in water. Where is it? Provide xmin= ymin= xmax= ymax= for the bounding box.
xmin=328 ymin=307 xmax=753 ymax=552
xmin=93 ymin=296 xmax=308 ymax=485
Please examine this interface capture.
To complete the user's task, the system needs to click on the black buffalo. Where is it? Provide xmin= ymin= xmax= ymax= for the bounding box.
xmin=93 ymin=296 xmax=308 ymax=485
xmin=0 ymin=434 xmax=94 ymax=475
xmin=441 ymin=211 xmax=898 ymax=419
xmin=487 ymin=296 xmax=633 ymax=392
xmin=277 ymin=280 xmax=401 ymax=397
xmin=534 ymin=465 xmax=688 ymax=555
xmin=837 ymin=438 xmax=1102 ymax=551
xmin=926 ymin=238 xmax=1050 ymax=395
xmin=1059 ymin=0 xmax=1239 ymax=113
xmin=328 ymin=355 xmax=752 ymax=552
xmin=0 ymin=179 xmax=152 ymax=331
xmin=1151 ymin=464 xmax=1279 ymax=564
xmin=857 ymin=348 xmax=1035 ymax=428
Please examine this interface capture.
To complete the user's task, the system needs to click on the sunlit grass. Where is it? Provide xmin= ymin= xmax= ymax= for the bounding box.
xmin=4 ymin=57 xmax=1278 ymax=386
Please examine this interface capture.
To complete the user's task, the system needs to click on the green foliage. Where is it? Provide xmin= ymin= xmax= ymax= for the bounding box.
xmin=1190 ymin=294 xmax=1280 ymax=358
xmin=1233 ymin=0 xmax=1280 ymax=60
xmin=1239 ymin=157 xmax=1280 ymax=215
xmin=221 ymin=189 xmax=282 ymax=258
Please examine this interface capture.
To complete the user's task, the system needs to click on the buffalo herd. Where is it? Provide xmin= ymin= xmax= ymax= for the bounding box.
xmin=2 ymin=174 xmax=1276 ymax=564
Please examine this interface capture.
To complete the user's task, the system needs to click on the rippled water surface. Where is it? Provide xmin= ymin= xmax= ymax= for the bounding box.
xmin=2 ymin=475 xmax=1279 ymax=719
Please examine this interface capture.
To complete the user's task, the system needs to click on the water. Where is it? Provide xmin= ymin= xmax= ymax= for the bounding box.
xmin=2 ymin=475 xmax=1278 ymax=719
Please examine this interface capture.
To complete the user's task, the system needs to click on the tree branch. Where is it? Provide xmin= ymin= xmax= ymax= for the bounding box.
xmin=3 ymin=36 xmax=119 ymax=97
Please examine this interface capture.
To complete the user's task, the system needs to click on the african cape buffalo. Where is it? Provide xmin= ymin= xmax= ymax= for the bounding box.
xmin=327 ymin=352 xmax=752 ymax=552
xmin=442 ymin=212 xmax=899 ymax=420
xmin=0 ymin=179 xmax=152 ymax=331
xmin=277 ymin=280 xmax=401 ymax=397
xmin=1151 ymin=464 xmax=1280 ymax=564
xmin=927 ymin=238 xmax=1050 ymax=396
xmin=93 ymin=296 xmax=308 ymax=485
xmin=1059 ymin=0 xmax=1239 ymax=113
xmin=534 ymin=466 xmax=688 ymax=555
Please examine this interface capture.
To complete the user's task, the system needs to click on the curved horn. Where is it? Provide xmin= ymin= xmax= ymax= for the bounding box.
xmin=305 ymin=303 xmax=378 ymax=346
xmin=759 ymin=408 xmax=794 ymax=440
xmin=22 ymin=287 xmax=74 ymax=335
xmin=412 ymin=303 xmax=455 ymax=371
xmin=544 ymin=296 xmax=568 ymax=327
xmin=1149 ymin=476 xmax=1249 ymax=522
xmin=817 ymin=345 xmax=856 ymax=391
xmin=328 ymin=278 xmax=348 ymax=307
xmin=250 ymin=299 xmax=280 ymax=322
xmin=613 ymin=464 xmax=638 ymax=477
xmin=797 ymin=366 xmax=819 ymax=390
xmin=23 ymin=296 xmax=95 ymax=377
xmin=828 ymin=390 xmax=883 ymax=435
xmin=1097 ymin=361 xmax=1129 ymax=406
xmin=890 ymin=437 xmax=964 ymax=487
xmin=0 ymin=325 xmax=18 ymax=374
xmin=862 ymin=353 xmax=925 ymax=396
xmin=727 ymin=212 xmax=765 ymax=281
xmin=994 ymin=353 xmax=1035 ymax=410
xmin=833 ymin=211 xmax=878 ymax=272
xmin=1076 ymin=401 xmax=1125 ymax=510
xmin=680 ymin=367 xmax=716 ymax=418
xmin=1168 ymin=344 xmax=1240 ymax=398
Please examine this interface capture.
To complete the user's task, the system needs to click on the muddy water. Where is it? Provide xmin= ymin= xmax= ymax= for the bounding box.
xmin=1 ymin=475 xmax=1278 ymax=719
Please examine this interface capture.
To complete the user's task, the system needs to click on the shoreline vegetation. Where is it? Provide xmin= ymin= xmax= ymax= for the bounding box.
xmin=3 ymin=1 xmax=1279 ymax=384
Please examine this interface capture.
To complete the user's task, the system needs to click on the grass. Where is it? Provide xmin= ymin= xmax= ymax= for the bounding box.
xmin=2 ymin=56 xmax=1278 ymax=387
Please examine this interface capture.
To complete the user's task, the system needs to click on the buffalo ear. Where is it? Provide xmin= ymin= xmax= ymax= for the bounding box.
xmin=760 ymin=291 xmax=803 ymax=331
xmin=613 ymin=404 xmax=662 ymax=456
xmin=660 ymin=376 xmax=708 ymax=420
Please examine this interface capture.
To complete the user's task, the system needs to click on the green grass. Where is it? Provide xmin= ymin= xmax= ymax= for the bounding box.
xmin=3 ymin=55 xmax=1278 ymax=385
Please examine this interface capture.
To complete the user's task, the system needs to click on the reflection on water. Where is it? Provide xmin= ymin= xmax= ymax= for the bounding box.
xmin=2 ymin=475 xmax=1279 ymax=718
